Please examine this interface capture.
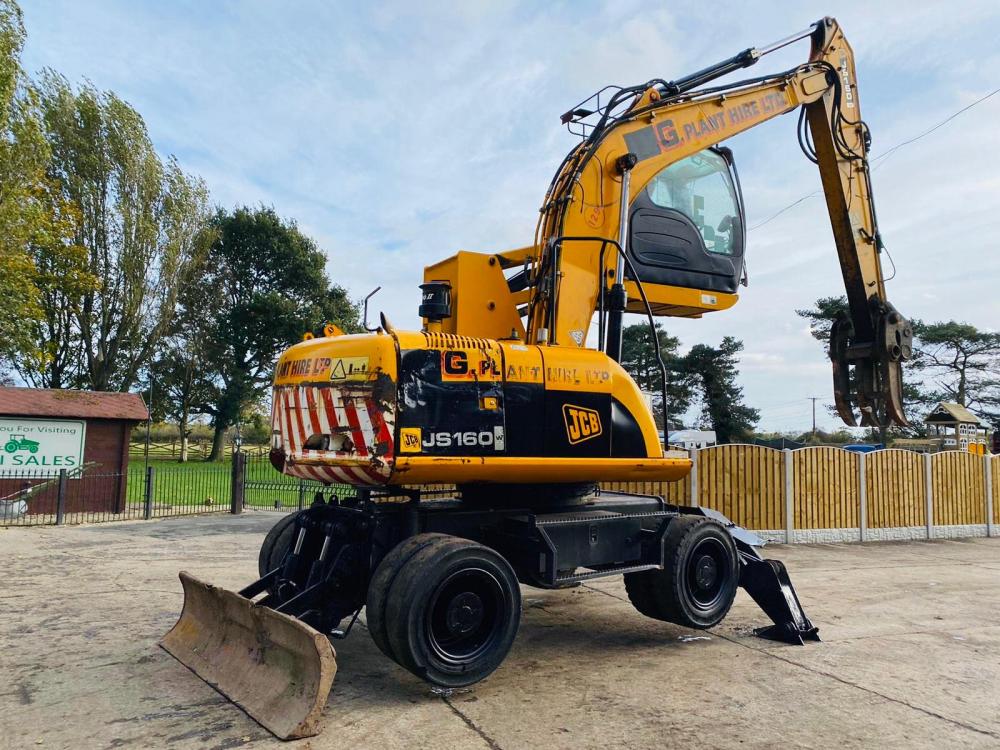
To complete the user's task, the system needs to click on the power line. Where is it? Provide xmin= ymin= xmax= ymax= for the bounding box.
xmin=871 ymin=87 xmax=1000 ymax=171
xmin=749 ymin=86 xmax=1000 ymax=232
xmin=749 ymin=191 xmax=821 ymax=231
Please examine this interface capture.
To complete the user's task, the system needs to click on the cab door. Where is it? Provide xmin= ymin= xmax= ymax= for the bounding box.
xmin=627 ymin=148 xmax=745 ymax=294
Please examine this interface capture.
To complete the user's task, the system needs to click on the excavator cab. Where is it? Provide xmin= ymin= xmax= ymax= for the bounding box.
xmin=627 ymin=147 xmax=746 ymax=295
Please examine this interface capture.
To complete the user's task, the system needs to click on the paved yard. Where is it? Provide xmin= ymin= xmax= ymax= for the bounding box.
xmin=1 ymin=514 xmax=999 ymax=750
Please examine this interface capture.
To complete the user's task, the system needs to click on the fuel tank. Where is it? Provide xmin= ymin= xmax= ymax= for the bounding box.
xmin=269 ymin=329 xmax=690 ymax=486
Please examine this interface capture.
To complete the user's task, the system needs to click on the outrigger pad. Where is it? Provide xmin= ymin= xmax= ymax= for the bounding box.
xmin=739 ymin=558 xmax=820 ymax=645
xmin=161 ymin=571 xmax=337 ymax=739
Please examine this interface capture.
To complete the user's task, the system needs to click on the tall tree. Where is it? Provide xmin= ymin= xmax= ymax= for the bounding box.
xmin=147 ymin=271 xmax=215 ymax=462
xmin=683 ymin=337 xmax=759 ymax=443
xmin=619 ymin=322 xmax=691 ymax=427
xmin=909 ymin=321 xmax=1000 ymax=426
xmin=37 ymin=72 xmax=209 ymax=392
xmin=795 ymin=296 xmax=848 ymax=345
xmin=194 ymin=207 xmax=360 ymax=460
xmin=0 ymin=0 xmax=87 ymax=375
xmin=0 ymin=0 xmax=38 ymax=363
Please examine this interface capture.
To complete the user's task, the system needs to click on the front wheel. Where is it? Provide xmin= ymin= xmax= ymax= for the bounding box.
xmin=258 ymin=511 xmax=301 ymax=579
xmin=381 ymin=535 xmax=521 ymax=687
xmin=625 ymin=516 xmax=738 ymax=629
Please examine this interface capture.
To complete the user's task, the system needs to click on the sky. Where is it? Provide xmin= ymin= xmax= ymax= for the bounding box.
xmin=19 ymin=0 xmax=1000 ymax=433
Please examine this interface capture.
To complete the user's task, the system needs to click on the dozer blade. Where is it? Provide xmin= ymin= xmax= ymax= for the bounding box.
xmin=161 ymin=571 xmax=337 ymax=740
xmin=739 ymin=557 xmax=820 ymax=645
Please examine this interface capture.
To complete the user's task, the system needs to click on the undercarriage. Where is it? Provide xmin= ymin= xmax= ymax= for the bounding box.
xmin=163 ymin=486 xmax=818 ymax=738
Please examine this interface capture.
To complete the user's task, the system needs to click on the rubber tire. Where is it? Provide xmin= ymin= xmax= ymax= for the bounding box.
xmin=625 ymin=516 xmax=739 ymax=629
xmin=257 ymin=511 xmax=301 ymax=579
xmin=382 ymin=535 xmax=521 ymax=687
xmin=365 ymin=533 xmax=455 ymax=660
xmin=623 ymin=570 xmax=662 ymax=619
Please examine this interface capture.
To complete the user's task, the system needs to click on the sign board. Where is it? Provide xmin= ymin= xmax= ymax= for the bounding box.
xmin=0 ymin=418 xmax=86 ymax=477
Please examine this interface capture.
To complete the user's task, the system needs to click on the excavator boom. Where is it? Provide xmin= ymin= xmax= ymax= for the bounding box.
xmin=523 ymin=16 xmax=910 ymax=427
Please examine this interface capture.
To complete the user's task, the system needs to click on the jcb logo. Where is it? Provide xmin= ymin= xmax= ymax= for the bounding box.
xmin=563 ymin=404 xmax=602 ymax=445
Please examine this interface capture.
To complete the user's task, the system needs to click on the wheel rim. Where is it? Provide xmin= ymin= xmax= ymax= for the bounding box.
xmin=426 ymin=567 xmax=507 ymax=666
xmin=685 ymin=537 xmax=730 ymax=611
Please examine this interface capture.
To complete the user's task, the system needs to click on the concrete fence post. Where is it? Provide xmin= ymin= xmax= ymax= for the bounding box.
xmin=784 ymin=449 xmax=794 ymax=544
xmin=985 ymin=455 xmax=993 ymax=538
xmin=859 ymin=452 xmax=867 ymax=543
xmin=55 ymin=469 xmax=68 ymax=525
xmin=689 ymin=446 xmax=699 ymax=507
xmin=924 ymin=453 xmax=934 ymax=540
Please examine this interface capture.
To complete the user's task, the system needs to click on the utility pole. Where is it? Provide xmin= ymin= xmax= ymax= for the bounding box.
xmin=809 ymin=397 xmax=819 ymax=436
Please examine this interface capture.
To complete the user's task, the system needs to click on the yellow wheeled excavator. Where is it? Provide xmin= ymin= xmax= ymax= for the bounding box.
xmin=163 ymin=17 xmax=911 ymax=739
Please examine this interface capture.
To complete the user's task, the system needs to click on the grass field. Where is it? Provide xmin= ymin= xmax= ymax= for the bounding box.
xmin=124 ymin=456 xmax=346 ymax=510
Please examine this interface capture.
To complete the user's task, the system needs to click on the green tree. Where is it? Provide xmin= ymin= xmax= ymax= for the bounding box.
xmin=619 ymin=322 xmax=691 ymax=427
xmin=795 ymin=295 xmax=848 ymax=345
xmin=37 ymin=72 xmax=209 ymax=392
xmin=193 ymin=207 xmax=360 ymax=460
xmin=909 ymin=321 xmax=1000 ymax=426
xmin=145 ymin=253 xmax=218 ymax=462
xmin=0 ymin=0 xmax=88 ymax=374
xmin=0 ymin=0 xmax=39 ymax=362
xmin=683 ymin=337 xmax=759 ymax=443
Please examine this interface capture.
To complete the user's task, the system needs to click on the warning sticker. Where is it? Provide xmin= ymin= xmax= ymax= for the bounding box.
xmin=329 ymin=356 xmax=369 ymax=381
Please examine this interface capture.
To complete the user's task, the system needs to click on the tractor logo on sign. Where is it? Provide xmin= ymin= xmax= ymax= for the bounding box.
xmin=562 ymin=404 xmax=602 ymax=445
xmin=4 ymin=434 xmax=39 ymax=454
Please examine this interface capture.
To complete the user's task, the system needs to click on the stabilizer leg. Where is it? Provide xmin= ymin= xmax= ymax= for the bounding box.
xmin=739 ymin=555 xmax=820 ymax=645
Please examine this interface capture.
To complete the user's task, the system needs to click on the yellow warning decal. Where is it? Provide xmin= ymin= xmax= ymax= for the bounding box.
xmin=329 ymin=356 xmax=369 ymax=381
xmin=399 ymin=427 xmax=422 ymax=453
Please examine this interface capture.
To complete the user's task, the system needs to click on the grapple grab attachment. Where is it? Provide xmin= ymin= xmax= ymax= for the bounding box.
xmin=160 ymin=572 xmax=337 ymax=740
xmin=830 ymin=299 xmax=912 ymax=429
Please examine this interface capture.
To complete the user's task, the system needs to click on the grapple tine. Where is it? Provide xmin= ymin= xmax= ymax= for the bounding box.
xmin=739 ymin=557 xmax=820 ymax=645
xmin=161 ymin=572 xmax=337 ymax=740
xmin=884 ymin=359 xmax=909 ymax=427
xmin=829 ymin=313 xmax=858 ymax=426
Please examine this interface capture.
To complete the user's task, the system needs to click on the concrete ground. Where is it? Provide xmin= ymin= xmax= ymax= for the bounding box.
xmin=1 ymin=515 xmax=999 ymax=750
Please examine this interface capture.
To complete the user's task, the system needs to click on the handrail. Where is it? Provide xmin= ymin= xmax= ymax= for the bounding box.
xmin=540 ymin=234 xmax=669 ymax=444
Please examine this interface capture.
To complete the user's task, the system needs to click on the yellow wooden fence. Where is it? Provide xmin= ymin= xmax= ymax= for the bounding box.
xmin=865 ymin=450 xmax=925 ymax=528
xmin=606 ymin=445 xmax=996 ymax=538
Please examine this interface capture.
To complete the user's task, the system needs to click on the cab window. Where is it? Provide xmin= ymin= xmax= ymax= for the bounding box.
xmin=645 ymin=150 xmax=741 ymax=256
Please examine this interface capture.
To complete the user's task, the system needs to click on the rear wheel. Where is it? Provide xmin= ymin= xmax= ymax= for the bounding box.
xmin=381 ymin=535 xmax=521 ymax=687
xmin=365 ymin=533 xmax=454 ymax=660
xmin=624 ymin=516 xmax=738 ymax=629
xmin=258 ymin=511 xmax=301 ymax=579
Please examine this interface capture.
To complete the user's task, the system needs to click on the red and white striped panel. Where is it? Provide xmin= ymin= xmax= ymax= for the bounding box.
xmin=272 ymin=385 xmax=395 ymax=486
